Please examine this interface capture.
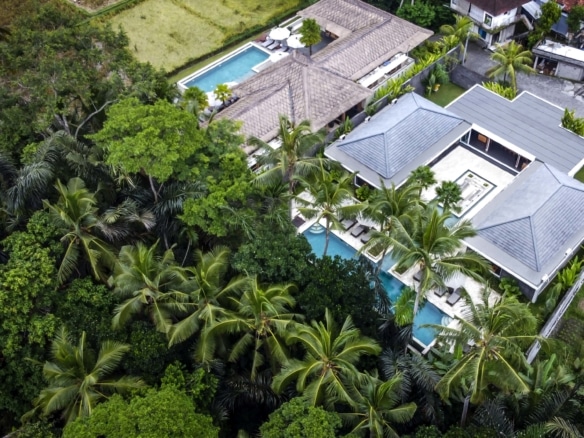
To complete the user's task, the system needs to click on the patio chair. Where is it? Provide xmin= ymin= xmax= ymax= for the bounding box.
xmin=434 ymin=286 xmax=448 ymax=297
xmin=361 ymin=229 xmax=374 ymax=244
xmin=350 ymin=224 xmax=365 ymax=237
xmin=261 ymin=38 xmax=274 ymax=47
xmin=413 ymin=270 xmax=424 ymax=282
xmin=447 ymin=287 xmax=463 ymax=305
xmin=341 ymin=218 xmax=356 ymax=230
xmin=292 ymin=216 xmax=305 ymax=228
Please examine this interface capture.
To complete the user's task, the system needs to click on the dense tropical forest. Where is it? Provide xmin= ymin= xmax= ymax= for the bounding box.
xmin=1 ymin=2 xmax=584 ymax=437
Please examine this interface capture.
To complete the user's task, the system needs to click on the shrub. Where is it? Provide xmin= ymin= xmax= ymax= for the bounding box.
xmin=561 ymin=108 xmax=584 ymax=136
xmin=483 ymin=81 xmax=516 ymax=100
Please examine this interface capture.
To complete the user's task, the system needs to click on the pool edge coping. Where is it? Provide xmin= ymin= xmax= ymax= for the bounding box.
xmin=177 ymin=42 xmax=272 ymax=92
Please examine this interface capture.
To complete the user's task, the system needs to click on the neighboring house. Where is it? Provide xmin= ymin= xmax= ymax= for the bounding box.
xmin=522 ymin=1 xmax=571 ymax=40
xmin=324 ymin=85 xmax=584 ymax=301
xmin=217 ymin=0 xmax=432 ymax=144
xmin=466 ymin=161 xmax=584 ymax=301
xmin=449 ymin=0 xmax=530 ymax=47
xmin=324 ymin=93 xmax=470 ymax=188
xmin=533 ymin=39 xmax=584 ymax=80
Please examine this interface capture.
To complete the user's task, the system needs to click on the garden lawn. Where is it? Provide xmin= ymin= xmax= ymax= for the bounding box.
xmin=574 ymin=165 xmax=584 ymax=183
xmin=105 ymin=0 xmax=302 ymax=71
xmin=427 ymin=83 xmax=466 ymax=107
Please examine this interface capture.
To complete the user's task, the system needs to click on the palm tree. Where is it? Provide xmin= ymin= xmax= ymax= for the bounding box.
xmin=428 ymin=290 xmax=538 ymax=405
xmin=202 ymin=277 xmax=300 ymax=380
xmin=27 ymin=327 xmax=144 ymax=424
xmin=391 ymin=206 xmax=489 ymax=316
xmin=125 ymin=179 xmax=204 ymax=250
xmin=440 ymin=15 xmax=480 ymax=63
xmin=214 ymin=83 xmax=232 ymax=105
xmin=380 ymin=347 xmax=442 ymax=424
xmin=435 ymin=180 xmax=462 ymax=213
xmin=182 ymin=86 xmax=209 ymax=120
xmin=407 ymin=166 xmax=436 ymax=197
xmin=167 ymin=247 xmax=247 ymax=361
xmin=249 ymin=115 xmax=325 ymax=195
xmin=273 ymin=309 xmax=381 ymax=408
xmin=361 ymin=180 xmax=422 ymax=275
xmin=342 ymin=372 xmax=417 ymax=438
xmin=299 ymin=18 xmax=322 ymax=55
xmin=296 ymin=163 xmax=365 ymax=257
xmin=44 ymin=178 xmax=117 ymax=284
xmin=111 ymin=241 xmax=188 ymax=334
xmin=486 ymin=41 xmax=536 ymax=91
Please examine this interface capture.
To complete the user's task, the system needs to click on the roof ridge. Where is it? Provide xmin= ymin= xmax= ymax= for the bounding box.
xmin=313 ymin=20 xmax=385 ymax=63
xmin=302 ymin=67 xmax=311 ymax=124
xmin=477 ymin=215 xmax=531 ymax=232
xmin=528 ymin=215 xmax=540 ymax=271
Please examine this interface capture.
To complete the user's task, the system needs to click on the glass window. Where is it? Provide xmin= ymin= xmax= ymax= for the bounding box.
xmin=484 ymin=13 xmax=493 ymax=26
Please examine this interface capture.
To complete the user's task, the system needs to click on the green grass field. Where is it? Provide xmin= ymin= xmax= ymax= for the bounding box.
xmin=106 ymin=0 xmax=302 ymax=71
xmin=427 ymin=83 xmax=466 ymax=107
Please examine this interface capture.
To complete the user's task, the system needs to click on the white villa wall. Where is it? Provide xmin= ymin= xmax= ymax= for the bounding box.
xmin=556 ymin=62 xmax=584 ymax=81
xmin=450 ymin=0 xmax=520 ymax=45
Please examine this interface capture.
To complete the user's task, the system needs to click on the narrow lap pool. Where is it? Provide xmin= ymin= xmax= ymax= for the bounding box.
xmin=304 ymin=228 xmax=446 ymax=347
xmin=180 ymin=44 xmax=270 ymax=92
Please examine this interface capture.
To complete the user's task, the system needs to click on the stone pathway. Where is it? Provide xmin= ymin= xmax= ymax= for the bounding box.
xmin=462 ymin=41 xmax=584 ymax=117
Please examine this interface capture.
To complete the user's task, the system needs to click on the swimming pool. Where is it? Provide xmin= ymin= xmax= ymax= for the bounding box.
xmin=179 ymin=44 xmax=270 ymax=92
xmin=304 ymin=229 xmax=446 ymax=347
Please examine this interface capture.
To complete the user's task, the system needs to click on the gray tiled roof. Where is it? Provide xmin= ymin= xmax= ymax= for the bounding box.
xmin=217 ymin=52 xmax=372 ymax=142
xmin=466 ymin=161 xmax=584 ymax=287
xmin=447 ymin=85 xmax=584 ymax=174
xmin=325 ymin=93 xmax=470 ymax=186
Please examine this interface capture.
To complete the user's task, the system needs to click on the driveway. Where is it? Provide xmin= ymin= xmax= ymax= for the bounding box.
xmin=462 ymin=41 xmax=584 ymax=117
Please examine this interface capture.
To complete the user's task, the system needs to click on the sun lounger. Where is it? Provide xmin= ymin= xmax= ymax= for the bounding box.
xmin=361 ymin=229 xmax=374 ymax=244
xmin=434 ymin=286 xmax=448 ymax=297
xmin=261 ymin=38 xmax=274 ymax=47
xmin=341 ymin=218 xmax=356 ymax=230
xmin=350 ymin=224 xmax=365 ymax=237
xmin=413 ymin=270 xmax=423 ymax=282
xmin=447 ymin=287 xmax=463 ymax=305
xmin=267 ymin=41 xmax=280 ymax=50
xmin=292 ymin=216 xmax=305 ymax=228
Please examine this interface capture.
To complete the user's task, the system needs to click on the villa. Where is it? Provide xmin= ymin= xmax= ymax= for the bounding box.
xmin=324 ymin=84 xmax=584 ymax=303
xmin=215 ymin=0 xmax=432 ymax=145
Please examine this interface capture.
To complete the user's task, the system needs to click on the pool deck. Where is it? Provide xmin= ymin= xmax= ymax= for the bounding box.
xmin=295 ymin=192 xmax=501 ymax=353
xmin=424 ymin=146 xmax=517 ymax=220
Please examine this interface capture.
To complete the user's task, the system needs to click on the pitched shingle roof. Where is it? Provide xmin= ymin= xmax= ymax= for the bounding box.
xmin=299 ymin=0 xmax=390 ymax=36
xmin=216 ymin=0 xmax=431 ymax=141
xmin=217 ymin=52 xmax=372 ymax=142
xmin=466 ymin=161 xmax=584 ymax=287
xmin=303 ymin=0 xmax=432 ymax=81
xmin=314 ymin=18 xmax=431 ymax=81
xmin=325 ymin=93 xmax=470 ymax=186
xmin=469 ymin=0 xmax=529 ymax=15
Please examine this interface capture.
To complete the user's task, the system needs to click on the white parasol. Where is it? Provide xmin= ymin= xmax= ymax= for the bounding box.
xmin=269 ymin=27 xmax=291 ymax=41
xmin=286 ymin=34 xmax=305 ymax=49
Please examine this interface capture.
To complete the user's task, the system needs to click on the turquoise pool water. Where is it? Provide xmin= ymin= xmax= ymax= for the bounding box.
xmin=304 ymin=229 xmax=446 ymax=346
xmin=182 ymin=45 xmax=269 ymax=92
